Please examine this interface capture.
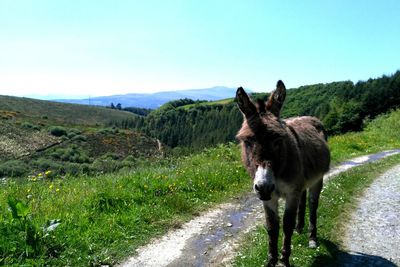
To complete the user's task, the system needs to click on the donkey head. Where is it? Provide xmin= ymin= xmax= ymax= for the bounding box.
xmin=236 ymin=81 xmax=287 ymax=201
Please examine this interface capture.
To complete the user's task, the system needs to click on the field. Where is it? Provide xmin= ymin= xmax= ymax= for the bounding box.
xmin=1 ymin=108 xmax=400 ymax=265
xmin=0 ymin=96 xmax=161 ymax=179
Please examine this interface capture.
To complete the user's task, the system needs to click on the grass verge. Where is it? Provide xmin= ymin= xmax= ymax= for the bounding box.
xmin=233 ymin=154 xmax=400 ymax=267
xmin=329 ymin=110 xmax=400 ymax=164
xmin=0 ymin=144 xmax=250 ymax=266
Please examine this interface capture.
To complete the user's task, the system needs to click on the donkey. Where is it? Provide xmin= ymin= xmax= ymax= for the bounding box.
xmin=236 ymin=81 xmax=330 ymax=267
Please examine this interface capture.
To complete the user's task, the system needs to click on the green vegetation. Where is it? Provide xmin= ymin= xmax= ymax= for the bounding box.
xmin=0 ymin=127 xmax=161 ymax=178
xmin=0 ymin=95 xmax=161 ymax=178
xmin=123 ymin=107 xmax=153 ymax=116
xmin=1 ymin=71 xmax=400 ymax=265
xmin=329 ymin=109 xmax=400 ymax=163
xmin=1 ymin=108 xmax=400 ymax=266
xmin=0 ymin=144 xmax=249 ymax=266
xmin=233 ymin=154 xmax=400 ymax=267
xmin=116 ymin=71 xmax=400 ymax=150
xmin=157 ymin=98 xmax=207 ymax=111
xmin=0 ymin=95 xmax=136 ymax=126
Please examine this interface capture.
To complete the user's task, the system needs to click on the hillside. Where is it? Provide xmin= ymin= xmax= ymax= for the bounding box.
xmin=0 ymin=95 xmax=136 ymax=126
xmin=54 ymin=86 xmax=240 ymax=109
xmin=0 ymin=96 xmax=162 ymax=178
xmin=115 ymin=71 xmax=400 ymax=151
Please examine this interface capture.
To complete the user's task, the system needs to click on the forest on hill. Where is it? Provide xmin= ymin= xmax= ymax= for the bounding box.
xmin=111 ymin=71 xmax=400 ymax=151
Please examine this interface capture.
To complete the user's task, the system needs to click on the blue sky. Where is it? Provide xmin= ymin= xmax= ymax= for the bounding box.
xmin=0 ymin=0 xmax=399 ymax=98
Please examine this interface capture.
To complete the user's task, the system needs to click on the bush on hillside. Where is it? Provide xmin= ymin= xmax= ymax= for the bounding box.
xmin=0 ymin=160 xmax=29 ymax=177
xmin=33 ymin=158 xmax=62 ymax=173
xmin=49 ymin=126 xmax=67 ymax=137
xmin=21 ymin=122 xmax=41 ymax=131
xmin=50 ymin=146 xmax=90 ymax=163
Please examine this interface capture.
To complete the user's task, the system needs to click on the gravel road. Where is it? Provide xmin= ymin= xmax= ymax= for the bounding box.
xmin=118 ymin=150 xmax=400 ymax=267
xmin=338 ymin=164 xmax=400 ymax=267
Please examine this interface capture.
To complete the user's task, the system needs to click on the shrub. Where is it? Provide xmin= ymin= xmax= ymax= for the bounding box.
xmin=21 ymin=122 xmax=40 ymax=131
xmin=33 ymin=158 xmax=62 ymax=173
xmin=50 ymin=146 xmax=90 ymax=163
xmin=98 ymin=127 xmax=119 ymax=135
xmin=101 ymin=152 xmax=120 ymax=160
xmin=67 ymin=128 xmax=82 ymax=139
xmin=71 ymin=135 xmax=87 ymax=142
xmin=49 ymin=126 xmax=67 ymax=137
xmin=0 ymin=160 xmax=29 ymax=177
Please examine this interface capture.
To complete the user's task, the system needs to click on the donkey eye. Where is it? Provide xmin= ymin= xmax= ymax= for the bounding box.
xmin=244 ymin=141 xmax=252 ymax=148
xmin=244 ymin=139 xmax=255 ymax=149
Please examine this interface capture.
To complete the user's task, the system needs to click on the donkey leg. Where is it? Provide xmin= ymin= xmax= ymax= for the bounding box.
xmin=281 ymin=195 xmax=299 ymax=267
xmin=308 ymin=178 xmax=323 ymax=248
xmin=263 ymin=198 xmax=279 ymax=267
xmin=296 ymin=190 xmax=307 ymax=233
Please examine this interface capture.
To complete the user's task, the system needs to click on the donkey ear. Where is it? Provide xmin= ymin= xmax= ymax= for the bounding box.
xmin=236 ymin=87 xmax=257 ymax=118
xmin=266 ymin=80 xmax=286 ymax=117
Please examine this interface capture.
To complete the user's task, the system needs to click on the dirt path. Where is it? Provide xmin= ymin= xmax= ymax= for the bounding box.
xmin=118 ymin=150 xmax=400 ymax=267
xmin=338 ymin=164 xmax=400 ymax=267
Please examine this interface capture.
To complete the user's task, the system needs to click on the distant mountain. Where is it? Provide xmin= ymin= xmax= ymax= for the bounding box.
xmin=54 ymin=86 xmax=244 ymax=109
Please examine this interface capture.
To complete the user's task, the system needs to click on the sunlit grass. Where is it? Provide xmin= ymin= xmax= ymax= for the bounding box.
xmin=233 ymin=154 xmax=400 ymax=267
xmin=0 ymin=144 xmax=250 ymax=266
xmin=1 ymin=109 xmax=400 ymax=266
xmin=329 ymin=109 xmax=400 ymax=163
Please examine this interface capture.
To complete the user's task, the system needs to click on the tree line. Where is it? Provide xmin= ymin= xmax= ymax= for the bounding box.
xmin=110 ymin=71 xmax=400 ymax=151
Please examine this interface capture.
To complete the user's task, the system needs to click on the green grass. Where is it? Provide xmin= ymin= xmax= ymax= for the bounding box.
xmin=0 ymin=144 xmax=251 ymax=266
xmin=329 ymin=109 xmax=400 ymax=164
xmin=180 ymin=98 xmax=234 ymax=110
xmin=233 ymin=154 xmax=400 ymax=267
xmin=1 ymin=109 xmax=400 ymax=266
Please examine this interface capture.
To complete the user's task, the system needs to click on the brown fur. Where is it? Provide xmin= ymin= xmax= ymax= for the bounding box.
xmin=236 ymin=81 xmax=330 ymax=267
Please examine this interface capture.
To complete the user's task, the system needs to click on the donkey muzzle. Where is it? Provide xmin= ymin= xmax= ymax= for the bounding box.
xmin=254 ymin=183 xmax=275 ymax=201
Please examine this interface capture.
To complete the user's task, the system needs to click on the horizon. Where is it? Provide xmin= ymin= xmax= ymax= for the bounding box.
xmin=1 ymin=1 xmax=399 ymax=98
xmin=8 ymin=71 xmax=397 ymax=101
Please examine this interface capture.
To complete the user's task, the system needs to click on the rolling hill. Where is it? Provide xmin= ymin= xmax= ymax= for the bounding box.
xmin=0 ymin=95 xmax=162 ymax=178
xmin=0 ymin=95 xmax=137 ymax=126
xmin=54 ymin=86 xmax=242 ymax=109
xmin=119 ymin=71 xmax=400 ymax=151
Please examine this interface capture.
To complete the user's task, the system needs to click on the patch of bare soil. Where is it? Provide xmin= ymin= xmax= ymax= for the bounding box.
xmin=0 ymin=122 xmax=59 ymax=160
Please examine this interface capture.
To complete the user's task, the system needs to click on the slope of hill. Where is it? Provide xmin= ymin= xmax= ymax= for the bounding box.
xmin=54 ymin=86 xmax=241 ymax=109
xmin=116 ymin=71 xmax=400 ymax=151
xmin=0 ymin=95 xmax=137 ymax=126
xmin=0 ymin=96 xmax=162 ymax=178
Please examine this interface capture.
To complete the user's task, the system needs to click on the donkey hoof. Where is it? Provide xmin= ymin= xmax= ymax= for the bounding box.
xmin=278 ymin=258 xmax=291 ymax=267
xmin=265 ymin=258 xmax=278 ymax=267
xmin=295 ymin=225 xmax=304 ymax=234
xmin=309 ymin=240 xmax=317 ymax=248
